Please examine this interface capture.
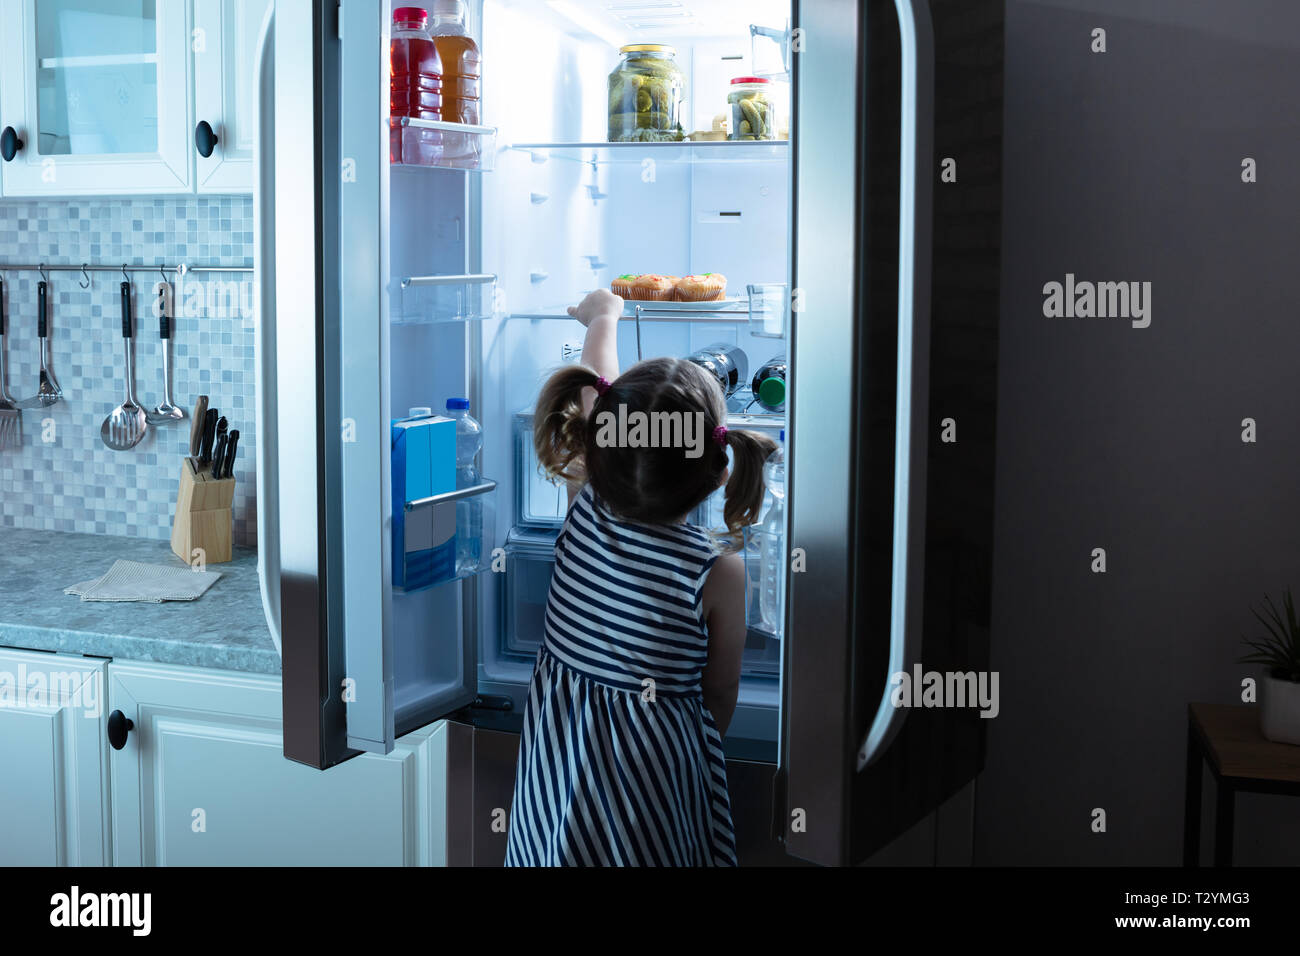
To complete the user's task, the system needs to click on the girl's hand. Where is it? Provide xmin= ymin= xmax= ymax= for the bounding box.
xmin=567 ymin=289 xmax=624 ymax=328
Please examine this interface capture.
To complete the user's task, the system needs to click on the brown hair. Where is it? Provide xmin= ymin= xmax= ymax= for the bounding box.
xmin=534 ymin=358 xmax=777 ymax=544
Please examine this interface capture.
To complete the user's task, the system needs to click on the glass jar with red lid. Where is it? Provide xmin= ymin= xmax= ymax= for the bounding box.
xmin=727 ymin=76 xmax=775 ymax=141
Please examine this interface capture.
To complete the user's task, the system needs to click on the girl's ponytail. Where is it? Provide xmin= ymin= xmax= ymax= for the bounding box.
xmin=722 ymin=428 xmax=779 ymax=538
xmin=534 ymin=364 xmax=604 ymax=483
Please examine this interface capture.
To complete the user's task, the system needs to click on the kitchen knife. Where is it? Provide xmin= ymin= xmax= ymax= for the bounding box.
xmin=199 ymin=408 xmax=218 ymax=464
xmin=189 ymin=395 xmax=209 ymax=463
xmin=221 ymin=429 xmax=240 ymax=479
xmin=209 ymin=416 xmax=228 ymax=477
xmin=210 ymin=431 xmax=229 ymax=479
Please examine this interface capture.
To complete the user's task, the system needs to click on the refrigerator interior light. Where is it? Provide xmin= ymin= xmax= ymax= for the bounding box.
xmin=545 ymin=1 xmax=627 ymax=48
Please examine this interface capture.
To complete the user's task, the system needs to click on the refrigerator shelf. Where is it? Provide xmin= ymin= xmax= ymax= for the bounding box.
xmin=509 ymin=303 xmax=750 ymax=323
xmin=509 ymin=140 xmax=789 ymax=166
xmin=507 ymin=284 xmax=789 ymax=338
xmin=390 ymin=118 xmax=499 ymax=172
xmin=393 ymin=273 xmax=501 ymax=325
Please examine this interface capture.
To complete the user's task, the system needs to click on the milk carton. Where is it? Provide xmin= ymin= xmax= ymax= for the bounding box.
xmin=392 ymin=412 xmax=457 ymax=590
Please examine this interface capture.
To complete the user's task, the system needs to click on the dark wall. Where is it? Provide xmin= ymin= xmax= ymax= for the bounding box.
xmin=979 ymin=0 xmax=1300 ymax=864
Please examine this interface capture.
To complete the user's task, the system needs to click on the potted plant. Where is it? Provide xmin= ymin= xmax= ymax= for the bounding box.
xmin=1240 ymin=590 xmax=1300 ymax=745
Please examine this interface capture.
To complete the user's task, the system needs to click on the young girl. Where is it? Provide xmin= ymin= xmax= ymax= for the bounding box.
xmin=504 ymin=289 xmax=777 ymax=867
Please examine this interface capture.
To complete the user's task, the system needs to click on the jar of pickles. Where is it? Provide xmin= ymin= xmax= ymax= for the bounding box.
xmin=607 ymin=44 xmax=686 ymax=143
xmin=728 ymin=77 xmax=776 ymax=141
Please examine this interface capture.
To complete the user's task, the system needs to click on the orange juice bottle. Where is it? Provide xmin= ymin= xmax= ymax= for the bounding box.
xmin=429 ymin=0 xmax=481 ymax=126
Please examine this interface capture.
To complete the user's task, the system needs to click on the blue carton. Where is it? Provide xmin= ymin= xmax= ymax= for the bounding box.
xmin=392 ymin=414 xmax=457 ymax=590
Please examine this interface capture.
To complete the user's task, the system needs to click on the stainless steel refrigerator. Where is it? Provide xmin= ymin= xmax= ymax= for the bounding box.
xmin=256 ymin=0 xmax=1004 ymax=866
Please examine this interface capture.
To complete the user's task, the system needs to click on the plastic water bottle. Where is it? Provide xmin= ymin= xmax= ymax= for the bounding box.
xmin=758 ymin=430 xmax=785 ymax=634
xmin=447 ymin=397 xmax=483 ymax=574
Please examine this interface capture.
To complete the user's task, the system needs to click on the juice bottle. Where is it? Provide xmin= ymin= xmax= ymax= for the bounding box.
xmin=429 ymin=0 xmax=481 ymax=125
xmin=390 ymin=7 xmax=444 ymax=164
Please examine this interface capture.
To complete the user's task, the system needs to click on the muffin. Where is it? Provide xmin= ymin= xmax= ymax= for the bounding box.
xmin=631 ymin=274 xmax=678 ymax=301
xmin=675 ymin=273 xmax=727 ymax=302
xmin=611 ymin=274 xmax=640 ymax=298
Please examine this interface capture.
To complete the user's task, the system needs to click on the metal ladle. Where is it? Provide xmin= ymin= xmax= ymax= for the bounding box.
xmin=101 ymin=278 xmax=148 ymax=451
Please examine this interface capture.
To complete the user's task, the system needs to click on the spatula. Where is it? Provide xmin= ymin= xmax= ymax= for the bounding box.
xmin=101 ymin=281 xmax=148 ymax=451
xmin=0 ymin=278 xmax=20 ymax=450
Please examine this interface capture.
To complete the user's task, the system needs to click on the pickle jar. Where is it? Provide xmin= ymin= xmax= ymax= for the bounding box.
xmin=727 ymin=76 xmax=776 ymax=141
xmin=607 ymin=44 xmax=686 ymax=143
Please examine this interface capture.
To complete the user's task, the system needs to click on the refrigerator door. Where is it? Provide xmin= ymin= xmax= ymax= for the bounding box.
xmin=253 ymin=4 xmax=279 ymax=655
xmin=275 ymin=0 xmax=478 ymax=769
xmin=780 ymin=0 xmax=1002 ymax=865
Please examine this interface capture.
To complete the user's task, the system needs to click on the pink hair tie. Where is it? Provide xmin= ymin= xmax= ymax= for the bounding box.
xmin=713 ymin=425 xmax=728 ymax=447
xmin=593 ymin=376 xmax=612 ymax=396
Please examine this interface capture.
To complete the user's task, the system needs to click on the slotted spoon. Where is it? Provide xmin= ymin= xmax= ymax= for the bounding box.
xmin=101 ymin=281 xmax=148 ymax=451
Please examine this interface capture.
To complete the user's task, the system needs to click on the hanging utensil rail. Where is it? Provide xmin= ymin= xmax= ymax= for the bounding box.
xmin=0 ymin=263 xmax=252 ymax=276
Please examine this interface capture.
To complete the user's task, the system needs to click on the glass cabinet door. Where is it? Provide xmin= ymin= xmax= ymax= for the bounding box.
xmin=0 ymin=0 xmax=192 ymax=195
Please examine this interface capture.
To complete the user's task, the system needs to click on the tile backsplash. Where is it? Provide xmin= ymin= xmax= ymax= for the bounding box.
xmin=0 ymin=197 xmax=258 ymax=547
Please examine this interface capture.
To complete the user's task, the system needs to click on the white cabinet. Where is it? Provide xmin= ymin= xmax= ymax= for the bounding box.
xmin=193 ymin=0 xmax=270 ymax=193
xmin=107 ymin=660 xmax=449 ymax=866
xmin=0 ymin=0 xmax=267 ymax=196
xmin=0 ymin=0 xmax=194 ymax=195
xmin=0 ymin=648 xmax=110 ymax=866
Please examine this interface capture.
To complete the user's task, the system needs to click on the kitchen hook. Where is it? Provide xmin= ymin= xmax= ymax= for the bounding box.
xmin=122 ymin=264 xmax=131 ymax=283
xmin=38 ymin=264 xmax=49 ymax=284
xmin=80 ymin=264 xmax=91 ymax=289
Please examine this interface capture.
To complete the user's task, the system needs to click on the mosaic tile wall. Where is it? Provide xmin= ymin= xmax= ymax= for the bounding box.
xmin=0 ymin=198 xmax=259 ymax=547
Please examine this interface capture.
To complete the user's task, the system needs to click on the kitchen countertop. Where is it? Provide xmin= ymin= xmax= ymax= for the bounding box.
xmin=0 ymin=527 xmax=279 ymax=674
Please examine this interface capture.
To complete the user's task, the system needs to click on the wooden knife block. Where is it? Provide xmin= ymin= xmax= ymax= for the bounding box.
xmin=171 ymin=459 xmax=235 ymax=564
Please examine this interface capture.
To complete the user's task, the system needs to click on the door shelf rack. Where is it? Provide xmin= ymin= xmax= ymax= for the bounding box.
xmin=390 ymin=118 xmax=499 ymax=172
xmin=394 ymin=479 xmax=498 ymax=595
xmin=392 ymin=273 xmax=500 ymax=325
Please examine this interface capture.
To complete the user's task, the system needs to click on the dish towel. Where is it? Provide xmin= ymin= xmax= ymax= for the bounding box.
xmin=65 ymin=560 xmax=223 ymax=603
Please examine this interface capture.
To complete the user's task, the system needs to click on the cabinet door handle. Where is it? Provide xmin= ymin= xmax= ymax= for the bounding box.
xmin=107 ymin=710 xmax=135 ymax=750
xmin=0 ymin=127 xmax=23 ymax=162
xmin=195 ymin=121 xmax=219 ymax=158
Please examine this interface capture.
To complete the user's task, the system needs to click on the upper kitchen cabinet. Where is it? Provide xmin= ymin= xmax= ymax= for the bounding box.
xmin=0 ymin=0 xmax=194 ymax=196
xmin=193 ymin=0 xmax=270 ymax=193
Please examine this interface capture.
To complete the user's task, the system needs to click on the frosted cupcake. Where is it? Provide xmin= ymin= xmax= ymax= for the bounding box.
xmin=631 ymin=274 xmax=679 ymax=301
xmin=675 ymin=273 xmax=727 ymax=302
xmin=611 ymin=274 xmax=640 ymax=298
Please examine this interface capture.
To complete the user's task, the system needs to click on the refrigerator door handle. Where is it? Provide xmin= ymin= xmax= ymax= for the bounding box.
xmin=857 ymin=0 xmax=935 ymax=771
xmin=253 ymin=5 xmax=281 ymax=654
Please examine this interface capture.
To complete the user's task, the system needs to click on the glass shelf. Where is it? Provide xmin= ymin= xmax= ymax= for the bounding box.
xmin=390 ymin=118 xmax=499 ymax=171
xmin=392 ymin=273 xmax=501 ymax=325
xmin=508 ymin=286 xmax=789 ymax=334
xmin=509 ymin=140 xmax=789 ymax=166
xmin=510 ymin=300 xmax=751 ymax=323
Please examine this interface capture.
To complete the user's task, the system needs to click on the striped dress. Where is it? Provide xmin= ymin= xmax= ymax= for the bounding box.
xmin=504 ymin=484 xmax=738 ymax=866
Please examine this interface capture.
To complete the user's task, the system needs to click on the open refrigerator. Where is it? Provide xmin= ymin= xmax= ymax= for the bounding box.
xmin=259 ymin=0 xmax=1005 ymax=866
